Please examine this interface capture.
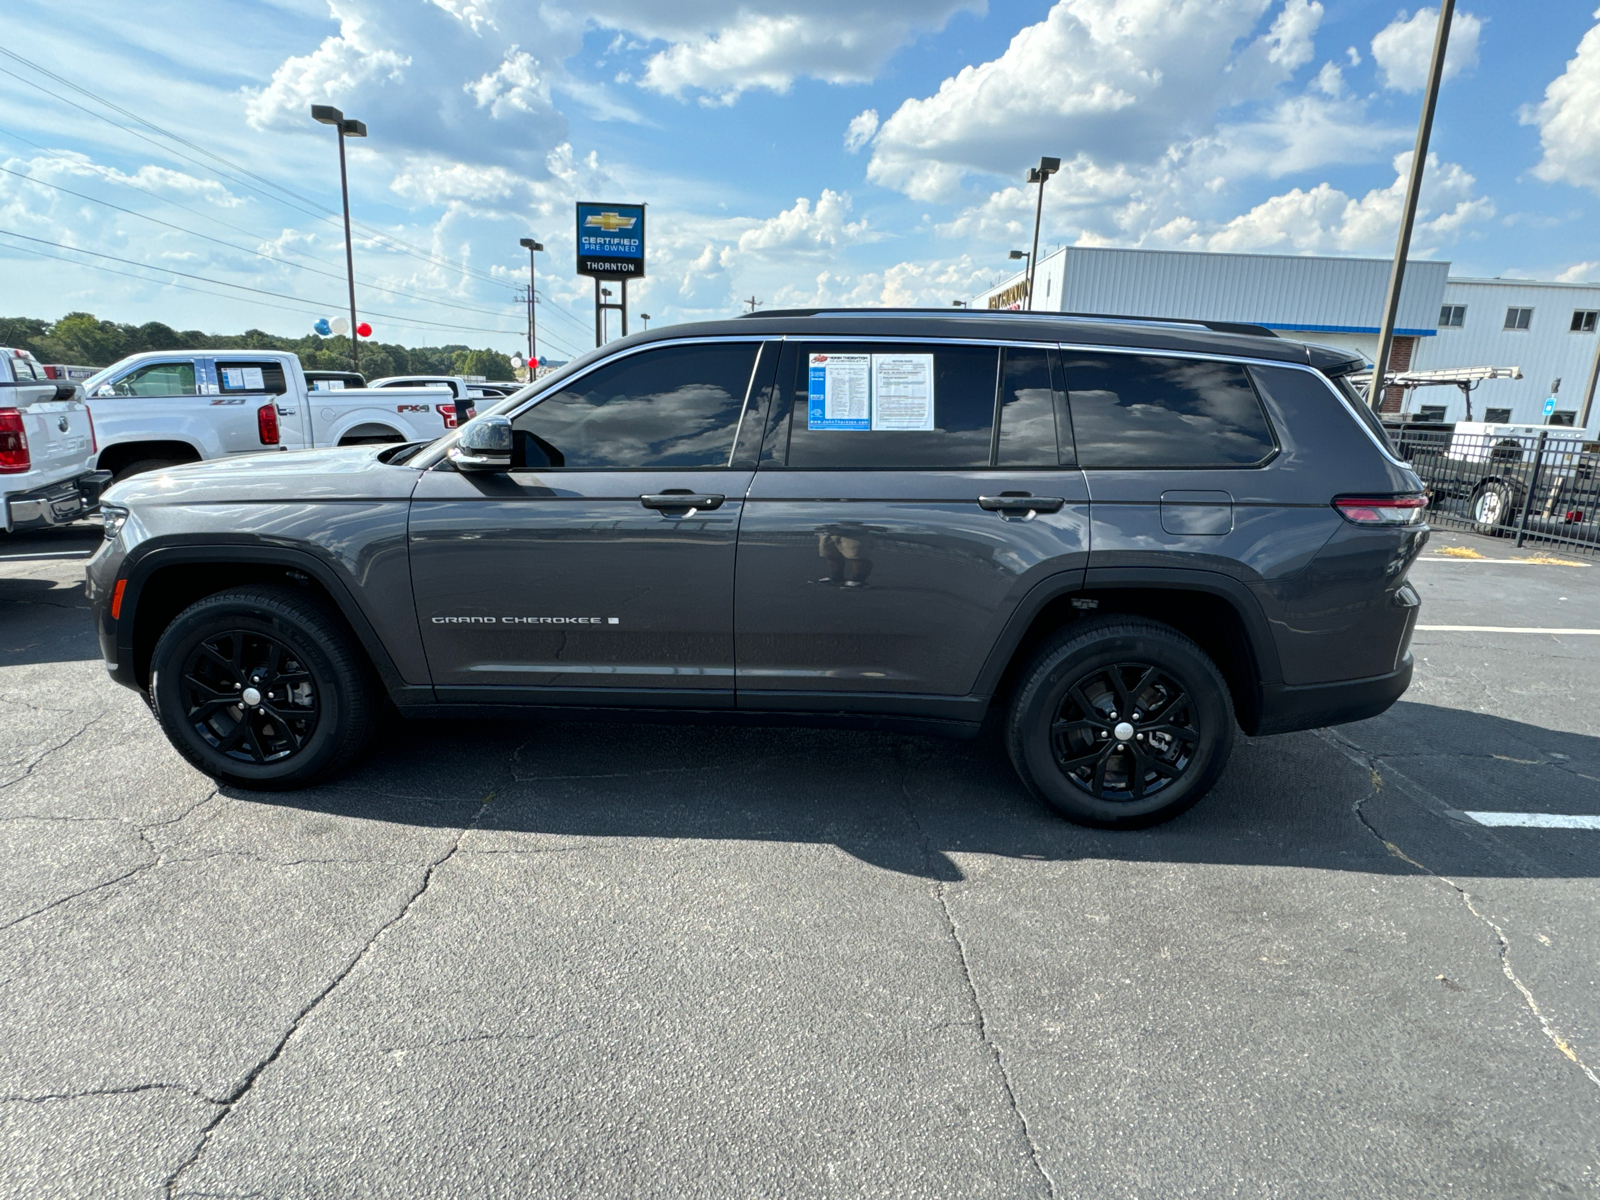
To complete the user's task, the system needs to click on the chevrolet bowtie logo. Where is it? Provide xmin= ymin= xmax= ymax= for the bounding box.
xmin=585 ymin=211 xmax=637 ymax=232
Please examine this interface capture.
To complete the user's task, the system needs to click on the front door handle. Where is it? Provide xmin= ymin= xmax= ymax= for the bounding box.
xmin=640 ymin=492 xmax=725 ymax=514
xmin=978 ymin=494 xmax=1065 ymax=515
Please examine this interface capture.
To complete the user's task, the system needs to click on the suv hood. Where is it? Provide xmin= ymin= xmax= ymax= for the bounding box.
xmin=104 ymin=444 xmax=425 ymax=508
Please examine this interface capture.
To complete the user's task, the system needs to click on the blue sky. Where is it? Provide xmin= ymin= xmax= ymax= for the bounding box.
xmin=2 ymin=0 xmax=1598 ymax=363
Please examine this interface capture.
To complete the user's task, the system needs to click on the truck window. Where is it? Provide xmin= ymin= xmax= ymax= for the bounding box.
xmin=217 ymin=361 xmax=288 ymax=395
xmin=110 ymin=361 xmax=197 ymax=397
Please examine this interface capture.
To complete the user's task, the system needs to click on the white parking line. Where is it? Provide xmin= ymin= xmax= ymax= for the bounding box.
xmin=0 ymin=551 xmax=94 ymax=561
xmin=1416 ymin=625 xmax=1600 ymax=635
xmin=1464 ymin=811 xmax=1600 ymax=830
xmin=1420 ymin=556 xmax=1589 ymax=565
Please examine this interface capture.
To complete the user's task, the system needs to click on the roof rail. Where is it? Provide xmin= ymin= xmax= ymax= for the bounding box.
xmin=738 ymin=307 xmax=1278 ymax=338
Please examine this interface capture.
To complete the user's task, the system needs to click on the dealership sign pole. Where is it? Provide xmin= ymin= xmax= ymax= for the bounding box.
xmin=576 ymin=202 xmax=646 ymax=347
xmin=1369 ymin=0 xmax=1454 ymax=413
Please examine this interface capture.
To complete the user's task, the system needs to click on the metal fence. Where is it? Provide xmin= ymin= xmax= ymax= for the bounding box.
xmin=1383 ymin=424 xmax=1600 ymax=554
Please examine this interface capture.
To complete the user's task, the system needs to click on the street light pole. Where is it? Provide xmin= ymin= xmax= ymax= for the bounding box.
xmin=1025 ymin=157 xmax=1060 ymax=311
xmin=519 ymin=237 xmax=542 ymax=370
xmin=1368 ymin=0 xmax=1454 ymax=412
xmin=311 ymin=105 xmax=366 ymax=373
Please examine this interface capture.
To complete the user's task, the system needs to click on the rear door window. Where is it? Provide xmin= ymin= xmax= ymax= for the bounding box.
xmin=217 ymin=361 xmax=288 ymax=395
xmin=781 ymin=343 xmax=998 ymax=469
xmin=511 ymin=341 xmax=759 ymax=469
xmin=1062 ymin=353 xmax=1276 ymax=468
xmin=997 ymin=346 xmax=1069 ymax=467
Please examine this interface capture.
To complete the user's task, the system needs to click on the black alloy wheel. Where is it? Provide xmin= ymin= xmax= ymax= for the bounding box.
xmin=1051 ymin=662 xmax=1198 ymax=803
xmin=150 ymin=586 xmax=378 ymax=788
xmin=180 ymin=630 xmax=320 ymax=764
xmin=1007 ymin=618 xmax=1234 ymax=828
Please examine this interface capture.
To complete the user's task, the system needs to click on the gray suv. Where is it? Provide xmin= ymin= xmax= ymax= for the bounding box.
xmin=87 ymin=311 xmax=1427 ymax=827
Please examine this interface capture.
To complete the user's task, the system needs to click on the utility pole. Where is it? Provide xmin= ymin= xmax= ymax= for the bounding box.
xmin=518 ymin=237 xmax=542 ymax=367
xmin=744 ymin=296 xmax=763 ymax=314
xmin=1024 ymin=157 xmax=1060 ymax=311
xmin=1369 ymin=0 xmax=1455 ymax=413
xmin=311 ymin=105 xmax=366 ymax=373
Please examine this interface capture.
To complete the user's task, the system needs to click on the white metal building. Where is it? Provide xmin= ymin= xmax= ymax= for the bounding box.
xmin=972 ymin=245 xmax=1600 ymax=431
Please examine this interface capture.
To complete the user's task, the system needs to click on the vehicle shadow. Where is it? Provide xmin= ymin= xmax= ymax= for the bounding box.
xmin=0 ymin=577 xmax=99 ymax=668
xmin=224 ymin=700 xmax=1600 ymax=882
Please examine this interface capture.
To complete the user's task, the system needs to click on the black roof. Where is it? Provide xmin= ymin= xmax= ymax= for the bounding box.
xmin=572 ymin=308 xmax=1365 ymax=374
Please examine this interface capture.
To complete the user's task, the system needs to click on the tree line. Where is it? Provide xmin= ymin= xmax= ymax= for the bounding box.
xmin=0 ymin=312 xmax=517 ymax=381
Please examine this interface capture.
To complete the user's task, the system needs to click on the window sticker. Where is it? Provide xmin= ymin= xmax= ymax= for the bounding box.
xmin=243 ymin=366 xmax=265 ymax=390
xmin=807 ymin=353 xmax=870 ymax=430
xmin=221 ymin=367 xmax=245 ymax=390
xmin=221 ymin=366 xmax=266 ymax=390
xmin=870 ymin=353 xmax=934 ymax=431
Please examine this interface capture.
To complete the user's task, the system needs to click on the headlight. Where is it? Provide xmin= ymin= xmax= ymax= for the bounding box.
xmin=102 ymin=505 xmax=129 ymax=540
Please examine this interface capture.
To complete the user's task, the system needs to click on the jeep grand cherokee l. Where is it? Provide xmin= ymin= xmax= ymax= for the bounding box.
xmin=86 ymin=310 xmax=1426 ymax=827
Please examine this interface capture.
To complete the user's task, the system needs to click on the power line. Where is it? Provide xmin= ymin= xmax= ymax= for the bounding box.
xmin=0 ymin=228 xmax=523 ymax=337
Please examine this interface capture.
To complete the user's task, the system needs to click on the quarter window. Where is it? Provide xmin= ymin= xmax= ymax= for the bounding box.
xmin=1571 ymin=310 xmax=1598 ymax=333
xmin=1483 ymin=408 xmax=1512 ymax=424
xmin=510 ymin=342 xmax=758 ymax=469
xmin=108 ymin=361 xmax=197 ymax=397
xmin=1062 ymin=353 xmax=1276 ymax=469
xmin=1504 ymin=307 xmax=1533 ymax=331
xmin=782 ymin=343 xmax=997 ymax=469
xmin=1439 ymin=305 xmax=1466 ymax=328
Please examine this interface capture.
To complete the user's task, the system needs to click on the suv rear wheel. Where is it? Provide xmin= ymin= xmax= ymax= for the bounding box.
xmin=150 ymin=586 xmax=378 ymax=789
xmin=1006 ymin=618 xmax=1235 ymax=828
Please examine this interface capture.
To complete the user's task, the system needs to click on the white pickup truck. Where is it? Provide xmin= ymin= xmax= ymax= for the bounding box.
xmin=2 ymin=346 xmax=111 ymax=533
xmin=82 ymin=350 xmax=484 ymax=480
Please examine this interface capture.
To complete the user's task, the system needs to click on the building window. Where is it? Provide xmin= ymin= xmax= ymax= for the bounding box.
xmin=1439 ymin=305 xmax=1466 ymax=327
xmin=1504 ymin=307 xmax=1533 ymax=330
xmin=1418 ymin=405 xmax=1448 ymax=422
xmin=1550 ymin=410 xmax=1576 ymax=427
xmin=1483 ymin=408 xmax=1512 ymax=423
xmin=1572 ymin=310 xmax=1598 ymax=333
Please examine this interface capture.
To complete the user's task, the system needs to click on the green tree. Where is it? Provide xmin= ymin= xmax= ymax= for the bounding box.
xmin=452 ymin=348 xmax=515 ymax=379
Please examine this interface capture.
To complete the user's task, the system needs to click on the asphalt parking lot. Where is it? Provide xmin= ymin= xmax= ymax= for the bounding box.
xmin=2 ymin=521 xmax=1598 ymax=1198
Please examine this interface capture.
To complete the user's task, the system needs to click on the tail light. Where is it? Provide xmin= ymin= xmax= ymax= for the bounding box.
xmin=86 ymin=406 xmax=97 ymax=454
xmin=257 ymin=402 xmax=280 ymax=445
xmin=437 ymin=403 xmax=458 ymax=429
xmin=43 ymin=365 xmax=59 ymax=379
xmin=0 ymin=408 xmax=29 ymax=473
xmin=1333 ymin=494 xmax=1427 ymax=525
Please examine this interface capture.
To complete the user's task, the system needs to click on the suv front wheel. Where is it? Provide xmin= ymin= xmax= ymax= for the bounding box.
xmin=1006 ymin=618 xmax=1235 ymax=828
xmin=150 ymin=586 xmax=379 ymax=789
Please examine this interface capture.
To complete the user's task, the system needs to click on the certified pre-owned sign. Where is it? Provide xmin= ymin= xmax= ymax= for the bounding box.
xmin=576 ymin=202 xmax=645 ymax=278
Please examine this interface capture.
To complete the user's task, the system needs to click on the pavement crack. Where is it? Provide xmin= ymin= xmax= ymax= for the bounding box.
xmin=1319 ymin=731 xmax=1600 ymax=1098
xmin=0 ymin=713 xmax=106 ymax=791
xmin=0 ymin=1082 xmax=221 ymax=1107
xmin=0 ymin=856 xmax=159 ymax=932
xmin=162 ymin=789 xmax=495 ymax=1199
xmin=895 ymin=747 xmax=1056 ymax=1199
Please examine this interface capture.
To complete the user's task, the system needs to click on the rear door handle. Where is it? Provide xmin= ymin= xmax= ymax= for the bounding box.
xmin=641 ymin=493 xmax=725 ymax=513
xmin=978 ymin=494 xmax=1065 ymax=515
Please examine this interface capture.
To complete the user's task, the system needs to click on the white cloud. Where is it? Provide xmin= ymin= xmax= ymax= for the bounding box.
xmin=466 ymin=49 xmax=552 ymax=120
xmin=1523 ymin=11 xmax=1600 ymax=194
xmin=1557 ymin=261 xmax=1600 ymax=284
xmin=591 ymin=1 xmax=983 ymax=102
xmin=1148 ymin=151 xmax=1494 ymax=256
xmin=845 ymin=110 xmax=879 ymax=153
xmin=865 ymin=0 xmax=1349 ymax=203
xmin=1370 ymin=7 xmax=1482 ymax=93
xmin=736 ymin=190 xmax=875 ymax=253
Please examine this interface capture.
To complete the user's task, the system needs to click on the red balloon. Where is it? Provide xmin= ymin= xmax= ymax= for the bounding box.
xmin=356 ymin=322 xmax=372 ymax=338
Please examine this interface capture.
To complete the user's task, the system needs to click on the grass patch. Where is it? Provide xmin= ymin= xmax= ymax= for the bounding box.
xmin=1434 ymin=545 xmax=1485 ymax=559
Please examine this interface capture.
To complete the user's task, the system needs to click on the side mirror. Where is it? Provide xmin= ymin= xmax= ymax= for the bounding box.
xmin=448 ymin=415 xmax=513 ymax=472
xmin=93 ymin=384 xmax=115 ymax=398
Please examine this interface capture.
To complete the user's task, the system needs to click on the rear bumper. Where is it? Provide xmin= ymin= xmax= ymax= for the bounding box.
xmin=1253 ymin=655 xmax=1413 ymax=736
xmin=4 ymin=470 xmax=113 ymax=533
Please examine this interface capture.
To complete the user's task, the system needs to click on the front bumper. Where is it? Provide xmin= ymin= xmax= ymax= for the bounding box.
xmin=5 ymin=470 xmax=113 ymax=533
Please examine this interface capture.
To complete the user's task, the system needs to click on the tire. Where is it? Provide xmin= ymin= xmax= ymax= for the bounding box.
xmin=113 ymin=458 xmax=185 ymax=483
xmin=149 ymin=586 xmax=379 ymax=789
xmin=1469 ymin=480 xmax=1516 ymax=535
xmin=1005 ymin=618 xmax=1235 ymax=829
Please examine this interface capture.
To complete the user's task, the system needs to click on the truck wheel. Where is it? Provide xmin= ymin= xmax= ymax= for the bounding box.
xmin=1469 ymin=480 xmax=1516 ymax=535
xmin=1005 ymin=618 xmax=1235 ymax=829
xmin=113 ymin=459 xmax=184 ymax=482
xmin=149 ymin=586 xmax=379 ymax=789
